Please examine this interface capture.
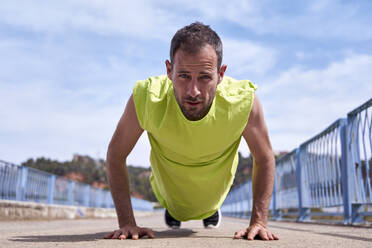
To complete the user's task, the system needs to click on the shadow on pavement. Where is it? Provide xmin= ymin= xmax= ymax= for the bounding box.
xmin=9 ymin=232 xmax=109 ymax=242
xmin=153 ymin=229 xmax=236 ymax=239
xmin=153 ymin=228 xmax=197 ymax=238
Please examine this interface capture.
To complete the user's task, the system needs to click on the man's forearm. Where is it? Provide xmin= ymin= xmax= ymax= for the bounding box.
xmin=250 ymin=156 xmax=275 ymax=227
xmin=106 ymin=155 xmax=136 ymax=228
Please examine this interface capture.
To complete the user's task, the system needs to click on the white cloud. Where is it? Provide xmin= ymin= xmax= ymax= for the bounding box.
xmin=0 ymin=77 xmax=152 ymax=166
xmin=223 ymin=39 xmax=277 ymax=78
xmin=2 ymin=0 xmax=371 ymax=41
xmin=262 ymin=53 xmax=372 ymax=96
xmin=0 ymin=36 xmax=150 ymax=165
xmin=0 ymin=0 xmax=183 ymax=40
xmin=260 ymin=53 xmax=372 ymax=152
xmin=175 ymin=0 xmax=372 ymax=41
xmin=0 ymin=79 xmax=121 ymax=162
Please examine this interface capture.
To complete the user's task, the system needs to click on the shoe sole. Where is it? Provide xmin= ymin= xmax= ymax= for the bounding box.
xmin=204 ymin=209 xmax=222 ymax=229
xmin=164 ymin=211 xmax=181 ymax=229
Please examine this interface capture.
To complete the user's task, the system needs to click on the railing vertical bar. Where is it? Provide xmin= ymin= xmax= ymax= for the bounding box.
xmin=340 ymin=118 xmax=351 ymax=224
xmin=47 ymin=175 xmax=55 ymax=204
xmin=361 ymin=109 xmax=371 ymax=201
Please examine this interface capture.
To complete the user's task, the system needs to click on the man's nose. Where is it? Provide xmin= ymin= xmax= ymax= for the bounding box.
xmin=187 ymin=79 xmax=201 ymax=98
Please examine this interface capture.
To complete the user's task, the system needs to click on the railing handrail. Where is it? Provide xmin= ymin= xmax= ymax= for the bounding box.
xmin=347 ymin=97 xmax=372 ymax=117
xmin=300 ymin=118 xmax=346 ymax=148
xmin=276 ymin=148 xmax=297 ymax=164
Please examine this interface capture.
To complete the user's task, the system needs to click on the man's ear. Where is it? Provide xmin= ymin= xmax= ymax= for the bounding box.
xmin=165 ymin=60 xmax=172 ymax=80
xmin=218 ymin=64 xmax=227 ymax=84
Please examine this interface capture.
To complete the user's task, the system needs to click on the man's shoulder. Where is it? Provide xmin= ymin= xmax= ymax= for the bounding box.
xmin=133 ymin=75 xmax=173 ymax=108
xmin=132 ymin=75 xmax=171 ymax=129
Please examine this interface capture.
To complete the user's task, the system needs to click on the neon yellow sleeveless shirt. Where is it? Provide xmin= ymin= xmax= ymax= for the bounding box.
xmin=133 ymin=75 xmax=257 ymax=221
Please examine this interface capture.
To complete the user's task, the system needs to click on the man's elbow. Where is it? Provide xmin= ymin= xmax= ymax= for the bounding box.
xmin=106 ymin=143 xmax=128 ymax=170
xmin=254 ymin=150 xmax=275 ymax=168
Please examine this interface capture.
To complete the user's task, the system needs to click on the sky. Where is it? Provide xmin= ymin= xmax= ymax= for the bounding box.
xmin=1 ymin=0 xmax=371 ymax=167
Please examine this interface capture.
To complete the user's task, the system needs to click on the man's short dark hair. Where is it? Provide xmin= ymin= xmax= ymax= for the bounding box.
xmin=170 ymin=22 xmax=223 ymax=69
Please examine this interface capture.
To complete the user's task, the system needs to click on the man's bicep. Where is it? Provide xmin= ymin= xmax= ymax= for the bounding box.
xmin=108 ymin=95 xmax=144 ymax=160
xmin=242 ymin=95 xmax=273 ymax=163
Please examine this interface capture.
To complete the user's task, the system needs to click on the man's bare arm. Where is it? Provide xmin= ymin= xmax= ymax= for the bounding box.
xmin=104 ymin=95 xmax=154 ymax=240
xmin=234 ymin=94 xmax=279 ymax=241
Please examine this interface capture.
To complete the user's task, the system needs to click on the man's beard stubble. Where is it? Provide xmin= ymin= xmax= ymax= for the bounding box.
xmin=175 ymin=91 xmax=216 ymax=121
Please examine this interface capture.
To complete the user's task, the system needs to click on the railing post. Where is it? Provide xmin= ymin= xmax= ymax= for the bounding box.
xmin=96 ymin=188 xmax=102 ymax=208
xmin=108 ymin=192 xmax=113 ymax=208
xmin=104 ymin=191 xmax=110 ymax=208
xmin=240 ymin=186 xmax=244 ymax=218
xmin=342 ymin=117 xmax=363 ymax=224
xmin=16 ymin=166 xmax=28 ymax=201
xmin=107 ymin=191 xmax=112 ymax=208
xmin=242 ymin=184 xmax=247 ymax=218
xmin=248 ymin=181 xmax=253 ymax=218
xmin=47 ymin=175 xmax=55 ymax=204
xmin=340 ymin=119 xmax=351 ymax=224
xmin=297 ymin=147 xmax=310 ymax=221
xmin=273 ymin=178 xmax=278 ymax=220
xmin=84 ymin=185 xmax=91 ymax=207
xmin=233 ymin=191 xmax=237 ymax=217
xmin=68 ymin=181 xmax=75 ymax=205
xmin=235 ymin=190 xmax=239 ymax=217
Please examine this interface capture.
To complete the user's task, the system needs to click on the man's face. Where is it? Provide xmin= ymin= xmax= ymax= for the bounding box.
xmin=166 ymin=45 xmax=226 ymax=121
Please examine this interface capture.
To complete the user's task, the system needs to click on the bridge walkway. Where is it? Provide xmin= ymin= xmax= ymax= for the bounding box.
xmin=1 ymin=212 xmax=371 ymax=247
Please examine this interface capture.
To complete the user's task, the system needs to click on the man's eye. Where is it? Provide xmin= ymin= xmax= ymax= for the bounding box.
xmin=200 ymin=75 xmax=211 ymax=80
xmin=179 ymin=74 xmax=189 ymax=78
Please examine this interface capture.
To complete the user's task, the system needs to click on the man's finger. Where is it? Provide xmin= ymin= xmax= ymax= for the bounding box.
xmin=140 ymin=228 xmax=154 ymax=238
xmin=147 ymin=229 xmax=155 ymax=239
xmin=246 ymin=227 xmax=259 ymax=240
xmin=267 ymin=232 xmax=274 ymax=240
xmin=118 ymin=229 xmax=129 ymax=240
xmin=127 ymin=228 xmax=140 ymax=240
xmin=105 ymin=227 xmax=155 ymax=240
xmin=104 ymin=231 xmax=114 ymax=239
xmin=234 ymin=229 xmax=247 ymax=239
xmin=258 ymin=229 xmax=269 ymax=240
xmin=131 ymin=231 xmax=139 ymax=240
xmin=273 ymin=233 xmax=279 ymax=240
xmin=112 ymin=230 xmax=122 ymax=239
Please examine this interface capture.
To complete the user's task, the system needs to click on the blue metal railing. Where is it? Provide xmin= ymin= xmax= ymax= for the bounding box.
xmin=221 ymin=180 xmax=253 ymax=218
xmin=0 ymin=160 xmax=153 ymax=211
xmin=346 ymin=98 xmax=372 ymax=222
xmin=275 ymin=149 xmax=298 ymax=210
xmin=222 ymin=98 xmax=372 ymax=225
xmin=288 ymin=119 xmax=347 ymax=221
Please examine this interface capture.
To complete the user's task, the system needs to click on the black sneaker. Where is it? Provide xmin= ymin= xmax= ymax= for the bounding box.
xmin=165 ymin=209 xmax=181 ymax=229
xmin=203 ymin=209 xmax=221 ymax=228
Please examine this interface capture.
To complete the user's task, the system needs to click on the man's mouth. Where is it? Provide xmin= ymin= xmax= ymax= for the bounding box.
xmin=186 ymin=101 xmax=202 ymax=106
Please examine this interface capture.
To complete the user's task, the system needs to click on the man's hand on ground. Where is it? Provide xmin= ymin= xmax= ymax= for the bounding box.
xmin=233 ymin=222 xmax=279 ymax=241
xmin=104 ymin=225 xmax=154 ymax=240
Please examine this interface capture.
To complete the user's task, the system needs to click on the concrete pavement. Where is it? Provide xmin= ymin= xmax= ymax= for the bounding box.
xmin=1 ymin=212 xmax=371 ymax=247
